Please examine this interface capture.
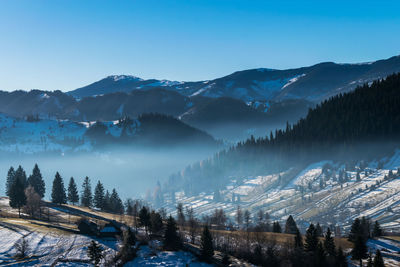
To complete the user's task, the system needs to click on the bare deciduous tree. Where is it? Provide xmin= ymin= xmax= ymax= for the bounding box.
xmin=24 ymin=186 xmax=41 ymax=218
xmin=236 ymin=205 xmax=243 ymax=228
xmin=186 ymin=206 xmax=198 ymax=244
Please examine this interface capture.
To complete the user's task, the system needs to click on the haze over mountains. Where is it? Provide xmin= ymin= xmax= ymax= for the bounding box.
xmin=0 ymin=55 xmax=399 ymax=142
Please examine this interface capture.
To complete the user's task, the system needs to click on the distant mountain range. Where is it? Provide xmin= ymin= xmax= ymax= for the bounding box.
xmin=0 ymin=55 xmax=399 ymax=141
xmin=69 ymin=55 xmax=400 ymax=103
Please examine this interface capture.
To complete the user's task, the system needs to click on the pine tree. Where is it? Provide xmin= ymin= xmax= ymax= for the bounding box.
xmin=51 ymin=172 xmax=66 ymax=204
xmin=349 ymin=218 xmax=368 ymax=266
xmin=139 ymin=206 xmax=150 ymax=234
xmin=103 ymin=190 xmax=111 ymax=211
xmin=285 ymin=215 xmax=298 ymax=234
xmin=373 ymin=250 xmax=385 ymax=267
xmin=6 ymin=166 xmax=15 ymax=197
xmin=265 ymin=245 xmax=280 ymax=266
xmin=348 ymin=218 xmax=361 ymax=242
xmin=360 ymin=217 xmax=371 ymax=240
xmin=352 ymin=235 xmax=368 ymax=266
xmin=110 ymin=188 xmax=124 ymax=213
xmin=315 ymin=242 xmax=326 ymax=267
xmin=163 ymin=215 xmax=181 ymax=250
xmin=273 ymin=221 xmax=282 ymax=233
xmin=9 ymin=176 xmax=27 ymax=217
xmin=324 ymin=227 xmax=336 ymax=257
xmin=149 ymin=210 xmax=163 ymax=234
xmin=294 ymin=228 xmax=303 ymax=248
xmin=27 ymin=164 xmax=45 ymax=198
xmin=372 ymin=221 xmax=383 ymax=237
xmin=93 ymin=181 xmax=105 ymax=210
xmin=123 ymin=227 xmax=136 ymax=246
xmin=14 ymin=166 xmax=27 ymax=188
xmin=87 ymin=240 xmax=103 ymax=267
xmin=336 ymin=247 xmax=348 ymax=267
xmin=81 ymin=176 xmax=92 ymax=208
xmin=118 ymin=227 xmax=137 ymax=263
xmin=304 ymin=223 xmax=319 ymax=252
xmin=67 ymin=177 xmax=79 ymax=205
xmin=200 ymin=225 xmax=214 ymax=263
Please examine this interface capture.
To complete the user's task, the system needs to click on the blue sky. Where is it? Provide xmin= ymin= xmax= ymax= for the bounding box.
xmin=0 ymin=0 xmax=399 ymax=91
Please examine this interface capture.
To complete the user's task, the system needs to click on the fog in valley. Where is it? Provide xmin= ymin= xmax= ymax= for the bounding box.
xmin=0 ymin=146 xmax=217 ymax=200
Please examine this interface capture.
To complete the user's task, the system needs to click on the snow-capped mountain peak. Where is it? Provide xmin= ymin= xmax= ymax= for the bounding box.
xmin=107 ymin=75 xmax=144 ymax=82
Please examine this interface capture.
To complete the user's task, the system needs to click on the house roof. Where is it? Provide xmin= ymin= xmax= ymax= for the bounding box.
xmin=100 ymin=226 xmax=119 ymax=233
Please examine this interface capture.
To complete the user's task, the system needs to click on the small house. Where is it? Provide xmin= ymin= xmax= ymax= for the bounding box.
xmin=99 ymin=222 xmax=122 ymax=238
xmin=77 ymin=219 xmax=98 ymax=236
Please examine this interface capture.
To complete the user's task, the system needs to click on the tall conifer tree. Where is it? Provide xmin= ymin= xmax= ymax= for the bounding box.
xmin=200 ymin=225 xmax=214 ymax=262
xmin=81 ymin=176 xmax=92 ymax=207
xmin=67 ymin=177 xmax=79 ymax=205
xmin=163 ymin=215 xmax=181 ymax=250
xmin=93 ymin=181 xmax=105 ymax=210
xmin=9 ymin=176 xmax=27 ymax=217
xmin=304 ymin=223 xmax=319 ymax=252
xmin=324 ymin=228 xmax=336 ymax=257
xmin=6 ymin=166 xmax=15 ymax=197
xmin=27 ymin=164 xmax=45 ymax=198
xmin=51 ymin=172 xmax=66 ymax=204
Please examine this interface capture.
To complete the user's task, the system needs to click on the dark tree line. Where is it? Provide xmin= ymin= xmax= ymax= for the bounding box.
xmin=84 ymin=113 xmax=216 ymax=148
xmin=5 ymin=164 xmax=125 ymax=215
xmin=53 ymin=174 xmax=124 ymax=214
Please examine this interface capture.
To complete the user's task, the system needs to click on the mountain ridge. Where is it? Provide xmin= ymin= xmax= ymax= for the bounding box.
xmin=68 ymin=55 xmax=400 ymax=103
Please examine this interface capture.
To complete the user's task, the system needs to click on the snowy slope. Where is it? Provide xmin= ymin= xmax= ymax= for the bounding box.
xmin=0 ymin=222 xmax=117 ymax=266
xmin=0 ymin=113 xmax=141 ymax=154
xmin=0 ymin=113 xmax=90 ymax=154
xmin=161 ymin=150 xmax=400 ymax=233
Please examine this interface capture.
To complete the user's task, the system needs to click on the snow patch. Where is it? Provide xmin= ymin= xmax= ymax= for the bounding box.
xmin=282 ymin=74 xmax=306 ymax=89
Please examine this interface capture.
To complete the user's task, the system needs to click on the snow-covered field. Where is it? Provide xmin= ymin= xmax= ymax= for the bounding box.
xmin=0 ymin=220 xmax=213 ymax=267
xmin=162 ymin=150 xmax=400 ymax=234
xmin=0 ymin=221 xmax=117 ymax=266
xmin=126 ymin=244 xmax=212 ymax=267
xmin=0 ymin=113 xmax=141 ymax=154
xmin=0 ymin=113 xmax=89 ymax=154
xmin=365 ymin=238 xmax=400 ymax=267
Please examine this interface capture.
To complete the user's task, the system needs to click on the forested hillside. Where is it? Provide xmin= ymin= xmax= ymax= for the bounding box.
xmin=84 ymin=113 xmax=218 ymax=148
xmin=166 ymin=73 xmax=400 ymax=195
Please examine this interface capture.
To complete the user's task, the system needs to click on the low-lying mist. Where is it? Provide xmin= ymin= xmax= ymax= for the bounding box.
xmin=0 ymin=145 xmax=217 ymax=201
